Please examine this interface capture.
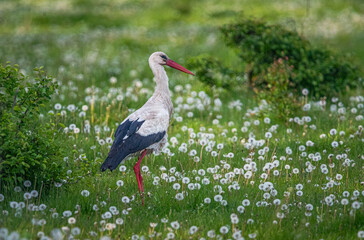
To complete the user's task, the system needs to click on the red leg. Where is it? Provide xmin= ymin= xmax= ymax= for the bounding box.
xmin=139 ymin=171 xmax=144 ymax=193
xmin=133 ymin=150 xmax=147 ymax=205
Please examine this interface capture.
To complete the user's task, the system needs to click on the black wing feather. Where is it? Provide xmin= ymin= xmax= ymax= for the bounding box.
xmin=101 ymin=119 xmax=165 ymax=172
xmin=111 ymin=119 xmax=145 ymax=147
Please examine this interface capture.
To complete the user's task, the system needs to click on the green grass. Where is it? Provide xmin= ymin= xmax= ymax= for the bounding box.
xmin=0 ymin=0 xmax=363 ymax=239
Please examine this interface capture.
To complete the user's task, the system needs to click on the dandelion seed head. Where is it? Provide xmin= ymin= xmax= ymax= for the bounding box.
xmin=24 ymin=180 xmax=31 ymax=188
xmin=81 ymin=190 xmax=90 ymax=197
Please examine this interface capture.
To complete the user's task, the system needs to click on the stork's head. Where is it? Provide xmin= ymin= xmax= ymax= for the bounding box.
xmin=149 ymin=51 xmax=194 ymax=75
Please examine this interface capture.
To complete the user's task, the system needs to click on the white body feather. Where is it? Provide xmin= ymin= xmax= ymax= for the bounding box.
xmin=118 ymin=51 xmax=174 ymax=156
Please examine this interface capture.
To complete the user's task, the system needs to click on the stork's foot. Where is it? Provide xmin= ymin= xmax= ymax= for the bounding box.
xmin=140 ymin=192 xmax=145 ymax=206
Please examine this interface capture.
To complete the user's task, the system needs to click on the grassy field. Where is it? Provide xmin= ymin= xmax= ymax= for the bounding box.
xmin=0 ymin=0 xmax=363 ymax=239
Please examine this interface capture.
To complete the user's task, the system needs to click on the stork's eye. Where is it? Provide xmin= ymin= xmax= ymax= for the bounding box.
xmin=160 ymin=55 xmax=167 ymax=61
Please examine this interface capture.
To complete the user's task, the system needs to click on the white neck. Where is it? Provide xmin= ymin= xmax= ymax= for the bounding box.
xmin=150 ymin=62 xmax=170 ymax=95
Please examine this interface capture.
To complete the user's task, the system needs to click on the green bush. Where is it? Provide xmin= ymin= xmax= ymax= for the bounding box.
xmin=187 ymin=55 xmax=244 ymax=90
xmin=255 ymin=57 xmax=302 ymax=119
xmin=220 ymin=19 xmax=362 ymax=97
xmin=0 ymin=63 xmax=65 ymax=185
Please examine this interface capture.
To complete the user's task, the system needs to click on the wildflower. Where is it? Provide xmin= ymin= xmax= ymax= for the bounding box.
xmin=296 ymin=191 xmax=303 ymax=196
xmin=149 ymin=222 xmax=158 ymax=228
xmin=63 ymin=210 xmax=72 ymax=217
xmin=105 ymin=223 xmax=116 ymax=231
xmin=264 ymin=117 xmax=271 ymax=124
xmin=117 ymin=180 xmax=124 ymax=187
xmin=167 ymin=232 xmax=175 ymax=239
xmin=273 ymin=199 xmax=281 ymax=205
xmin=341 ymin=199 xmax=349 ymax=205
xmin=39 ymin=219 xmax=46 ymax=225
xmin=119 ymin=165 xmax=127 ymax=172
xmin=242 ymin=199 xmax=250 ymax=206
xmin=68 ymin=217 xmax=76 ymax=224
xmin=90 ymin=204 xmax=99 ymax=212
xmin=102 ymin=212 xmax=112 ymax=219
xmin=214 ymin=194 xmax=223 ymax=202
xmin=197 ymin=169 xmax=206 ymax=176
xmin=30 ymin=190 xmax=38 ymax=198
xmin=227 ymin=152 xmax=234 ymax=158
xmin=71 ymin=227 xmax=80 ymax=235
xmin=175 ymin=193 xmax=184 ymax=201
xmin=24 ymin=180 xmax=31 ymax=187
xmin=200 ymin=139 xmax=207 ymax=146
xmin=336 ymin=174 xmax=343 ymax=180
xmin=217 ymin=143 xmax=224 ymax=150
xmin=286 ymin=147 xmax=292 ymax=155
xmin=81 ymin=190 xmax=90 ymax=197
xmin=303 ymin=104 xmax=311 ymax=111
xmin=106 ymin=137 xmax=113 ymax=144
xmin=329 ymin=129 xmax=337 ymax=135
xmin=207 ymin=230 xmax=216 ymax=238
xmin=189 ymin=226 xmax=198 ymax=235
xmin=116 ymin=218 xmax=124 ymax=225
xmin=265 ymin=132 xmax=272 ymax=138
xmin=247 ymin=229 xmax=256 ymax=236
xmin=142 ymin=166 xmax=149 ymax=172
xmin=39 ymin=204 xmax=46 ymax=211
xmin=182 ymin=177 xmax=190 ymax=184
xmin=302 ymin=88 xmax=309 ymax=96
xmin=171 ymin=221 xmax=180 ymax=229
xmin=305 ymin=204 xmax=313 ymax=211
xmin=109 ymin=76 xmax=117 ymax=84
xmin=325 ymin=196 xmax=333 ymax=205
xmin=54 ymin=103 xmax=62 ymax=110
xmin=122 ymin=196 xmax=130 ymax=203
xmin=331 ymin=141 xmax=339 ymax=148
xmin=352 ymin=201 xmax=360 ymax=209
xmin=204 ymin=198 xmax=211 ymax=204
xmin=193 ymin=156 xmax=200 ymax=163
xmin=187 ymin=183 xmax=195 ymax=190
xmin=237 ymin=205 xmax=245 ymax=213
xmin=220 ymin=226 xmax=229 ymax=234
xmin=263 ymin=193 xmax=271 ymax=199
xmin=189 ymin=149 xmax=197 ymax=156
xmin=24 ymin=192 xmax=31 ymax=200
xmin=10 ymin=202 xmax=18 ymax=209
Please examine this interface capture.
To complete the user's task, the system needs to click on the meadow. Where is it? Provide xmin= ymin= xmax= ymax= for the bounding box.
xmin=0 ymin=0 xmax=363 ymax=239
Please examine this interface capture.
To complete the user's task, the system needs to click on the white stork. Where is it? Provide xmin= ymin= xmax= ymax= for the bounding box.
xmin=101 ymin=51 xmax=194 ymax=204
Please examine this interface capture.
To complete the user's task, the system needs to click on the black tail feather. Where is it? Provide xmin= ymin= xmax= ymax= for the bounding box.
xmin=100 ymin=131 xmax=166 ymax=172
xmin=100 ymin=151 xmax=129 ymax=172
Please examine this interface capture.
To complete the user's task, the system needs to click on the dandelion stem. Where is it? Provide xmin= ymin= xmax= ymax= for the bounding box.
xmin=38 ymin=181 xmax=44 ymax=205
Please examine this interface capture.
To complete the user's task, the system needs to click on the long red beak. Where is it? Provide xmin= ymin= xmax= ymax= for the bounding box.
xmin=166 ymin=59 xmax=194 ymax=76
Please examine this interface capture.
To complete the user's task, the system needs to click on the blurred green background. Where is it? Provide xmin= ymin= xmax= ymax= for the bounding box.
xmin=0 ymin=0 xmax=363 ymax=84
